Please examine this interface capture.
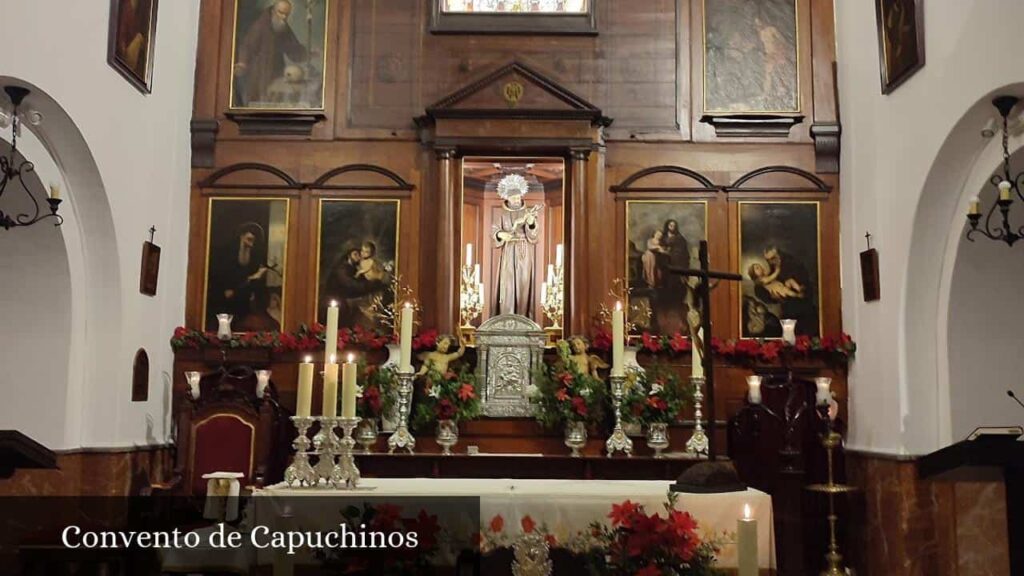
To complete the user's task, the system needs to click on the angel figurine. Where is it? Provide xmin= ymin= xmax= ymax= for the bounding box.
xmin=562 ymin=336 xmax=608 ymax=379
xmin=415 ymin=334 xmax=466 ymax=379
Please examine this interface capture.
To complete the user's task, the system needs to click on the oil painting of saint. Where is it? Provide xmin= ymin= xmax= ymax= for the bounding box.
xmin=204 ymin=198 xmax=289 ymax=333
xmin=108 ymin=0 xmax=158 ymax=93
xmin=739 ymin=202 xmax=820 ymax=338
xmin=230 ymin=0 xmax=328 ymax=110
xmin=703 ymin=0 xmax=799 ymax=113
xmin=626 ymin=201 xmax=706 ymax=335
xmin=317 ymin=200 xmax=399 ymax=330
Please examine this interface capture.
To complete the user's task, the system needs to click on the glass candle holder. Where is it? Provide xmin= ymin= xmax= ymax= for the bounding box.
xmin=746 ymin=375 xmax=762 ymax=405
xmin=780 ymin=319 xmax=797 ymax=345
xmin=216 ymin=314 xmax=233 ymax=340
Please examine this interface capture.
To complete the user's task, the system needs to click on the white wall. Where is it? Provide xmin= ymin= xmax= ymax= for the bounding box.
xmin=0 ymin=0 xmax=200 ymax=450
xmin=947 ymin=154 xmax=1024 ymax=440
xmin=836 ymin=0 xmax=1024 ymax=455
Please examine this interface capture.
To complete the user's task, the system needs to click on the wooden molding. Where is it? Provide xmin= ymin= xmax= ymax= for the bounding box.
xmin=610 ymin=165 xmax=718 ymax=193
xmin=699 ymin=114 xmax=805 ymax=138
xmin=810 ymin=122 xmax=842 ymax=174
xmin=225 ymin=112 xmax=326 ymax=136
xmin=190 ymin=118 xmax=219 ymax=169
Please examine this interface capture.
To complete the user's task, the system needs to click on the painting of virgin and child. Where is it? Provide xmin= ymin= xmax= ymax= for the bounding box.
xmin=316 ymin=200 xmax=400 ymax=329
xmin=739 ymin=202 xmax=820 ymax=338
xmin=626 ymin=202 xmax=707 ymax=336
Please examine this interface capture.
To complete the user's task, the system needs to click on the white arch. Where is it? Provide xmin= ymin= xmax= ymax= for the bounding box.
xmin=903 ymin=84 xmax=1024 ymax=452
xmin=0 ymin=77 xmax=123 ymax=450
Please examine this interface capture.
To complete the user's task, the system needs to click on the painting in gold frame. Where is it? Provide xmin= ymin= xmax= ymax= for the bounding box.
xmin=203 ymin=197 xmax=290 ymax=333
xmin=875 ymin=0 xmax=924 ymax=94
xmin=228 ymin=0 xmax=329 ymax=111
xmin=702 ymin=0 xmax=800 ymax=114
xmin=315 ymin=199 xmax=400 ymax=329
xmin=107 ymin=0 xmax=158 ymax=94
xmin=738 ymin=201 xmax=821 ymax=338
xmin=625 ymin=200 xmax=707 ymax=336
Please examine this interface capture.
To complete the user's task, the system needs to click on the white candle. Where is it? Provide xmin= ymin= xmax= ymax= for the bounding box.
xmin=999 ymin=180 xmax=1012 ymax=201
xmin=547 ymin=264 xmax=555 ymax=285
xmin=325 ymin=301 xmax=339 ymax=358
xmin=399 ymin=302 xmax=414 ymax=373
xmin=737 ymin=503 xmax=758 ymax=576
xmin=478 ymin=282 xmax=485 ymax=309
xmin=555 ymin=244 xmax=564 ymax=267
xmin=473 ymin=263 xmax=480 ymax=283
xmin=296 ymin=357 xmax=314 ymax=418
xmin=781 ymin=319 xmax=797 ymax=345
xmin=49 ymin=182 xmax=61 ymax=200
xmin=969 ymin=195 xmax=981 ymax=215
xmin=746 ymin=375 xmax=762 ymax=405
xmin=815 ymin=377 xmax=832 ymax=406
xmin=541 ymin=282 xmax=548 ymax=304
xmin=323 ymin=354 xmax=338 ymax=418
xmin=341 ymin=354 xmax=358 ymax=419
xmin=465 ymin=243 xmax=473 ymax=266
xmin=691 ymin=326 xmax=704 ymax=379
xmin=611 ymin=302 xmax=625 ymax=377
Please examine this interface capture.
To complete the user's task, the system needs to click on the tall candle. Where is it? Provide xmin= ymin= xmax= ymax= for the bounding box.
xmin=547 ymin=264 xmax=555 ymax=284
xmin=691 ymin=326 xmax=705 ymax=379
xmin=555 ymin=244 xmax=564 ymax=267
xmin=323 ymin=355 xmax=339 ymax=418
xmin=325 ymin=301 xmax=339 ymax=358
xmin=399 ymin=302 xmax=414 ymax=373
xmin=49 ymin=183 xmax=61 ymax=200
xmin=781 ymin=319 xmax=797 ymax=345
xmin=611 ymin=302 xmax=625 ymax=377
xmin=541 ymin=282 xmax=548 ymax=304
xmin=969 ymin=195 xmax=981 ymax=215
xmin=473 ymin=263 xmax=480 ymax=283
xmin=737 ymin=504 xmax=758 ymax=576
xmin=746 ymin=375 xmax=762 ymax=405
xmin=815 ymin=377 xmax=832 ymax=406
xmin=296 ymin=356 xmax=314 ymax=418
xmin=341 ymin=354 xmax=358 ymax=419
xmin=465 ymin=243 xmax=473 ymax=266
xmin=478 ymin=282 xmax=485 ymax=309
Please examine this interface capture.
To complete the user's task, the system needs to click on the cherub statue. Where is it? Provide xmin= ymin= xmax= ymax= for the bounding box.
xmin=415 ymin=334 xmax=466 ymax=379
xmin=562 ymin=335 xmax=608 ymax=379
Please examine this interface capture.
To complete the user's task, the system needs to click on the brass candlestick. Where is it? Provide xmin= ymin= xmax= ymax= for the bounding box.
xmin=806 ymin=424 xmax=858 ymax=576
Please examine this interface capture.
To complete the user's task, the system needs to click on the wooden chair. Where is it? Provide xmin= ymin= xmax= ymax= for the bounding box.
xmin=149 ymin=365 xmax=288 ymax=496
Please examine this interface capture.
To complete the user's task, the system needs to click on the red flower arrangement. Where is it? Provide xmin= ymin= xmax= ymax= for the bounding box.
xmin=169 ymin=325 xmax=439 ymax=354
xmin=533 ymin=342 xmax=608 ymax=429
xmin=586 ymin=494 xmax=720 ymax=575
xmin=411 ymin=365 xmax=481 ymax=430
xmin=356 ymin=362 xmax=396 ymax=419
xmin=589 ymin=326 xmax=856 ymax=365
xmin=316 ymin=503 xmax=442 ymax=574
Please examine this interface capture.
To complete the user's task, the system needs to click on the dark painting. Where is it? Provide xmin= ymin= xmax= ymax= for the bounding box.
xmin=876 ymin=0 xmax=924 ymax=94
xmin=139 ymin=241 xmax=160 ymax=296
xmin=230 ymin=0 xmax=328 ymax=110
xmin=204 ymin=198 xmax=289 ymax=332
xmin=703 ymin=0 xmax=799 ymax=113
xmin=317 ymin=200 xmax=400 ymax=329
xmin=108 ymin=0 xmax=158 ymax=93
xmin=739 ymin=202 xmax=820 ymax=338
xmin=626 ymin=201 xmax=706 ymax=335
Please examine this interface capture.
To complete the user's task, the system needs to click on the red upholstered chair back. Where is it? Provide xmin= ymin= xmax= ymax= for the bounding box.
xmin=189 ymin=413 xmax=255 ymax=495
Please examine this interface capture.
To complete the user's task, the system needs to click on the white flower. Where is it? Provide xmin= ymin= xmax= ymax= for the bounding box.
xmin=525 ymin=384 xmax=539 ymax=398
xmin=356 ymin=386 xmax=364 ymax=399
xmin=428 ymin=386 xmax=441 ymax=398
xmin=580 ymin=387 xmax=592 ymax=398
xmin=649 ymin=383 xmax=664 ymax=396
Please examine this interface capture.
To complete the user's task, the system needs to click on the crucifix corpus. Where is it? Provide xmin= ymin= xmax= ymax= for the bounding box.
xmin=669 ymin=240 xmax=743 ymax=460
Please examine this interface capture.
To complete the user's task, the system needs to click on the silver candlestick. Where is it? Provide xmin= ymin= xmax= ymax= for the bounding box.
xmin=685 ymin=376 xmax=709 ymax=458
xmin=605 ymin=374 xmax=633 ymax=457
xmin=387 ymin=370 xmax=416 ymax=454
xmin=330 ymin=417 xmax=361 ymax=489
xmin=284 ymin=416 xmax=318 ymax=487
xmin=313 ymin=417 xmax=337 ymax=481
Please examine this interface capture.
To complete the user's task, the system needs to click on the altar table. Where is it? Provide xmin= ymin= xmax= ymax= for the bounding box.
xmin=256 ymin=477 xmax=776 ymax=571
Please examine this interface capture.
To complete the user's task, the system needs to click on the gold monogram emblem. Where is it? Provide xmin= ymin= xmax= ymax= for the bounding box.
xmin=502 ymin=81 xmax=524 ymax=108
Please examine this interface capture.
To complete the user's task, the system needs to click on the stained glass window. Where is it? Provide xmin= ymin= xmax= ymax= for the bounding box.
xmin=442 ymin=0 xmax=588 ymax=14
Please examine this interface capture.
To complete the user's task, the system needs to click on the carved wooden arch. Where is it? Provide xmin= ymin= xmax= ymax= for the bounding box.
xmin=311 ymin=164 xmax=414 ymax=191
xmin=727 ymin=165 xmax=832 ymax=193
xmin=198 ymin=163 xmax=301 ymax=190
xmin=610 ymin=165 xmax=719 ymax=193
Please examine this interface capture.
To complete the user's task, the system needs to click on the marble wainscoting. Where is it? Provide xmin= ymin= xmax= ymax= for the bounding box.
xmin=0 ymin=446 xmax=173 ymax=496
xmin=845 ymin=451 xmax=1010 ymax=576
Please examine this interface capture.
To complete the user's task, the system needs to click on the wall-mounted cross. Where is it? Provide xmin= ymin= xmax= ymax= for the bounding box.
xmin=669 ymin=240 xmax=743 ymax=460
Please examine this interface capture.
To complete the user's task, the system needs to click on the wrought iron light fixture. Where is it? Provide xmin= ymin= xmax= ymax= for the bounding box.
xmin=966 ymin=96 xmax=1022 ymax=245
xmin=0 ymin=86 xmax=62 ymax=231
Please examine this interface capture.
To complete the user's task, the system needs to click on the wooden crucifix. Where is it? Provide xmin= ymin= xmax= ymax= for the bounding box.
xmin=669 ymin=240 xmax=743 ymax=460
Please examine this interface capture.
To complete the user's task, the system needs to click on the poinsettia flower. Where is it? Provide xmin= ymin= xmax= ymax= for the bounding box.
xmin=642 ymin=332 xmax=663 ymax=353
xmin=608 ymin=500 xmax=640 ymax=527
xmin=555 ymin=388 xmax=569 ymax=402
xmin=571 ymin=396 xmax=588 ymax=417
xmin=560 ymin=372 xmax=574 ymax=386
xmin=520 ymin=515 xmax=536 ymax=534
xmin=458 ymin=383 xmax=476 ymax=401
xmin=489 ymin=514 xmax=505 ymax=533
xmin=592 ymin=327 xmax=612 ymax=351
xmin=545 ymin=533 xmax=557 ymax=547
xmin=436 ymin=399 xmax=456 ymax=420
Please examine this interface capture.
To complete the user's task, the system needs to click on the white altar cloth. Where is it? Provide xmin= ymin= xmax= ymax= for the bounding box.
xmin=256 ymin=477 xmax=776 ymax=570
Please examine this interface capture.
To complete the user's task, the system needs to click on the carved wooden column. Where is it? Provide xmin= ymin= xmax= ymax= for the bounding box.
xmin=568 ymin=147 xmax=591 ymax=336
xmin=435 ymin=147 xmax=459 ymax=334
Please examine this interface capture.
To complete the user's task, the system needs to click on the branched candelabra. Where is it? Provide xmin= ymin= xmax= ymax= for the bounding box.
xmin=460 ymin=262 xmax=484 ymax=329
xmin=285 ymin=416 xmax=362 ymax=489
